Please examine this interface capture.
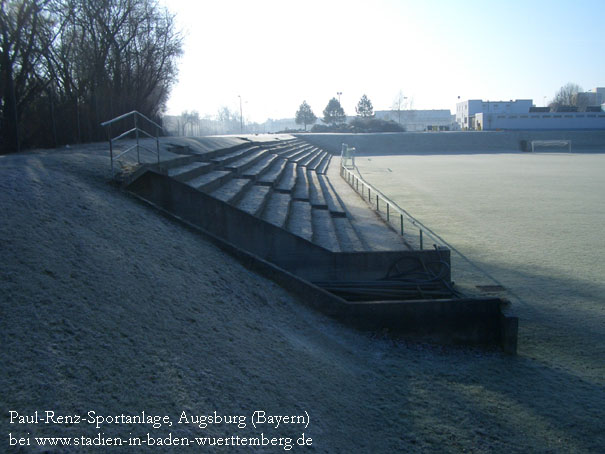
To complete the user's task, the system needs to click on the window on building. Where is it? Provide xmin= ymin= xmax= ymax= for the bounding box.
xmin=588 ymin=114 xmax=596 ymax=118
xmin=554 ymin=115 xmax=562 ymax=118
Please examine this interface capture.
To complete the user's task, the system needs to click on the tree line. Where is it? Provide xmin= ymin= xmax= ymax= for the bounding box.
xmin=0 ymin=0 xmax=182 ymax=152
xmin=295 ymin=93 xmax=404 ymax=133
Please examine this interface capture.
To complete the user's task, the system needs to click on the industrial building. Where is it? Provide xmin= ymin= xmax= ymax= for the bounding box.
xmin=456 ymin=90 xmax=605 ymax=130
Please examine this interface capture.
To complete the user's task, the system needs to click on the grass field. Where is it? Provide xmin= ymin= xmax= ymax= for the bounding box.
xmin=356 ymin=151 xmax=605 ymax=382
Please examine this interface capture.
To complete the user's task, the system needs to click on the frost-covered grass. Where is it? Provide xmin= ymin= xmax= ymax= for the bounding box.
xmin=1 ymin=145 xmax=604 ymax=453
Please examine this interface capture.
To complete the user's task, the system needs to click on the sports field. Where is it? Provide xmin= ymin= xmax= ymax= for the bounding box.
xmin=356 ymin=151 xmax=605 ymax=380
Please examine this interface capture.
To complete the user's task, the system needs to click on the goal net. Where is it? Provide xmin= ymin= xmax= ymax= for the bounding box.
xmin=530 ymin=140 xmax=572 ymax=153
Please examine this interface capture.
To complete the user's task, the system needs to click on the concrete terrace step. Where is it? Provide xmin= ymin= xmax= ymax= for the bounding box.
xmin=333 ymin=217 xmax=366 ymax=251
xmin=210 ymin=178 xmax=253 ymax=204
xmin=257 ymin=158 xmax=288 ymax=187
xmin=211 ymin=145 xmax=260 ymax=166
xmin=312 ymin=208 xmax=341 ymax=252
xmin=289 ymin=149 xmax=315 ymax=164
xmin=287 ymin=201 xmax=313 ymax=242
xmin=317 ymin=174 xmax=346 ymax=217
xmin=187 ymin=170 xmax=233 ymax=193
xmin=224 ymin=149 xmax=268 ymax=175
xmin=298 ymin=148 xmax=322 ymax=167
xmin=292 ymin=166 xmax=309 ymax=201
xmin=167 ymin=161 xmax=213 ymax=182
xmin=236 ymin=185 xmax=272 ymax=215
xmin=283 ymin=145 xmax=314 ymax=159
xmin=275 ymin=162 xmax=297 ymax=193
xmin=307 ymin=171 xmax=327 ymax=208
xmin=242 ymin=154 xmax=279 ymax=180
xmin=262 ymin=192 xmax=291 ymax=228
xmin=306 ymin=151 xmax=327 ymax=172
xmin=316 ymin=154 xmax=332 ymax=175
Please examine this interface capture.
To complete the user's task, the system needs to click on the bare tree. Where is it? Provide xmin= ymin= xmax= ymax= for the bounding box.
xmin=1 ymin=0 xmax=183 ymax=151
xmin=391 ymin=90 xmax=407 ymax=124
xmin=550 ymin=82 xmax=583 ymax=109
xmin=0 ymin=0 xmax=54 ymax=151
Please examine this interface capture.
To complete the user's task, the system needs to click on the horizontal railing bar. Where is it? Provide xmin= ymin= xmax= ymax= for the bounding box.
xmin=114 ymin=146 xmax=137 ymax=160
xmin=101 ymin=111 xmax=163 ymax=131
xmin=112 ymin=127 xmax=138 ymax=142
xmin=137 ymin=128 xmax=156 ymax=139
xmin=101 ymin=111 xmax=137 ymax=127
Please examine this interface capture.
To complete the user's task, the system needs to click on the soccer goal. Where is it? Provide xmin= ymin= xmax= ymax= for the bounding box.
xmin=530 ymin=140 xmax=572 ymax=153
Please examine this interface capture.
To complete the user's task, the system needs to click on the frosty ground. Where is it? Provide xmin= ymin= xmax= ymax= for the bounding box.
xmin=1 ymin=143 xmax=604 ymax=453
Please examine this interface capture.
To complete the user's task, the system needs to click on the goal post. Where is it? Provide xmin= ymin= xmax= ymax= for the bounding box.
xmin=530 ymin=140 xmax=572 ymax=153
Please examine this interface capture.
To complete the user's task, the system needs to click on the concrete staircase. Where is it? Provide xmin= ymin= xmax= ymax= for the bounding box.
xmin=158 ymin=138 xmax=366 ymax=252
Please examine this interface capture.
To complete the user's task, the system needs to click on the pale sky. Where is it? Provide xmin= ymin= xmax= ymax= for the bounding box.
xmin=162 ymin=0 xmax=605 ymax=123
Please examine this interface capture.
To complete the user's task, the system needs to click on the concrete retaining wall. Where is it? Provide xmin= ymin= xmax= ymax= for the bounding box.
xmin=298 ymin=130 xmax=605 ymax=155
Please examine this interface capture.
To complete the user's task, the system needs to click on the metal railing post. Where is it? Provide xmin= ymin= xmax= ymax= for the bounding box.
xmin=387 ymin=202 xmax=390 ymax=221
xmin=134 ymin=114 xmax=140 ymax=163
xmin=108 ymin=124 xmax=113 ymax=176
xmin=400 ymin=214 xmax=404 ymax=235
xmin=376 ymin=195 xmax=379 ymax=211
xmin=420 ymin=230 xmax=424 ymax=250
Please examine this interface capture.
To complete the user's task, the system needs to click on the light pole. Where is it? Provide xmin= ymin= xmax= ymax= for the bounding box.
xmin=238 ymin=95 xmax=243 ymax=133
xmin=337 ymin=91 xmax=342 ymax=104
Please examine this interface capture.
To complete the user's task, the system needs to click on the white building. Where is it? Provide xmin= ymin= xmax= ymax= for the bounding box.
xmin=456 ymin=99 xmax=533 ymax=130
xmin=457 ymin=96 xmax=605 ymax=130
xmin=576 ymin=87 xmax=605 ymax=110
xmin=375 ymin=110 xmax=455 ymax=131
xmin=475 ymin=111 xmax=605 ymax=130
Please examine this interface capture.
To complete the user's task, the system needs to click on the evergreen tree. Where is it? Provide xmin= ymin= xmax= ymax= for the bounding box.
xmin=355 ymin=94 xmax=374 ymax=117
xmin=295 ymin=101 xmax=317 ymax=131
xmin=322 ymin=97 xmax=345 ymax=126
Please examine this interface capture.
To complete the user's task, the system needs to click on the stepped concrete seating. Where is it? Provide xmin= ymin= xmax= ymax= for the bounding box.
xmin=167 ymin=161 xmax=213 ymax=182
xmin=315 ymin=154 xmax=332 ymax=175
xmin=274 ymin=162 xmax=297 ymax=193
xmin=311 ymin=208 xmax=341 ymax=252
xmin=298 ymin=148 xmax=322 ymax=167
xmin=210 ymin=145 xmax=261 ymax=166
xmin=262 ymin=192 xmax=291 ymax=228
xmin=236 ymin=185 xmax=272 ymax=216
xmin=151 ymin=137 xmax=404 ymax=253
xmin=257 ymin=158 xmax=288 ymax=187
xmin=210 ymin=177 xmax=253 ymax=204
xmin=306 ymin=151 xmax=327 ymax=171
xmin=223 ymin=148 xmax=268 ymax=175
xmin=242 ymin=154 xmax=279 ymax=180
xmin=307 ymin=171 xmax=327 ymax=209
xmin=287 ymin=200 xmax=314 ymax=242
xmin=317 ymin=174 xmax=346 ymax=217
xmin=283 ymin=145 xmax=314 ymax=159
xmin=292 ymin=166 xmax=309 ymax=201
xmin=289 ymin=148 xmax=316 ymax=164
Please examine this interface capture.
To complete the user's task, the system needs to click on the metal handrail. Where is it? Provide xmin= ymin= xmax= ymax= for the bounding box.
xmin=340 ymin=164 xmax=447 ymax=251
xmin=100 ymin=111 xmax=163 ymax=176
